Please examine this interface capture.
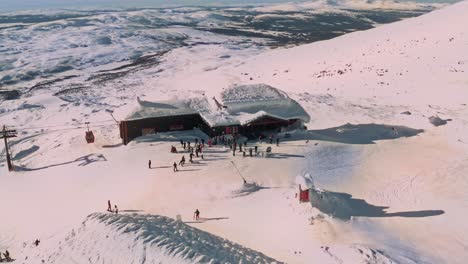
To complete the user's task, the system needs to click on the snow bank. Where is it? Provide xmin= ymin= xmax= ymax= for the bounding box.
xmin=27 ymin=213 xmax=282 ymax=264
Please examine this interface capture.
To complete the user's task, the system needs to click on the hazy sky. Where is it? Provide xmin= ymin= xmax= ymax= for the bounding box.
xmin=0 ymin=0 xmax=460 ymax=12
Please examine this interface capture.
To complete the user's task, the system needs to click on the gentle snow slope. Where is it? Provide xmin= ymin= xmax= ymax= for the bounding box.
xmin=1 ymin=1 xmax=468 ymax=264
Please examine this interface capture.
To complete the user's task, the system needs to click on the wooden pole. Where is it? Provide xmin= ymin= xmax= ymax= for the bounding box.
xmin=230 ymin=161 xmax=247 ymax=184
xmin=1 ymin=125 xmax=17 ymax=172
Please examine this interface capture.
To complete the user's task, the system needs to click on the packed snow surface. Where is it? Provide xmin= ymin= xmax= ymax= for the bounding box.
xmin=1 ymin=0 xmax=468 ymax=263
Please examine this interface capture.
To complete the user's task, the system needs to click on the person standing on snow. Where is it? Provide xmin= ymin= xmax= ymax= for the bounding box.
xmin=173 ymin=162 xmax=178 ymax=172
xmin=114 ymin=205 xmax=118 ymax=214
xmin=179 ymin=156 xmax=185 ymax=167
xmin=107 ymin=200 xmax=112 ymax=212
xmin=194 ymin=209 xmax=200 ymax=220
xmin=148 ymin=160 xmax=152 ymax=169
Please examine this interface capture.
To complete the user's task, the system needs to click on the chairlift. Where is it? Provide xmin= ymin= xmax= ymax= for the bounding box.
xmin=85 ymin=122 xmax=95 ymax=143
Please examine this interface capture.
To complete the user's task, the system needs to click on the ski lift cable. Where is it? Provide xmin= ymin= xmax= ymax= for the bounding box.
xmin=11 ymin=124 xmax=119 ymax=135
xmin=10 ymin=119 xmax=117 ymax=130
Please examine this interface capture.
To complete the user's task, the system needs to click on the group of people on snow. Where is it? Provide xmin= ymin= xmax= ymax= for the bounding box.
xmin=172 ymin=139 xmax=206 ymax=172
xmin=0 ymin=250 xmax=11 ymax=262
xmin=107 ymin=200 xmax=118 ymax=214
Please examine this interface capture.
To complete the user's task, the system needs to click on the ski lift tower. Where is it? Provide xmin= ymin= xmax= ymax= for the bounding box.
xmin=1 ymin=125 xmax=17 ymax=171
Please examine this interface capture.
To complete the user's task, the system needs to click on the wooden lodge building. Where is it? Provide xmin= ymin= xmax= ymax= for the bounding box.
xmin=118 ymin=84 xmax=311 ymax=145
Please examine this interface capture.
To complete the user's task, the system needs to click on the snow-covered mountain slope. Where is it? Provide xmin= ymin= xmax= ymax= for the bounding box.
xmin=1 ymin=1 xmax=468 ymax=264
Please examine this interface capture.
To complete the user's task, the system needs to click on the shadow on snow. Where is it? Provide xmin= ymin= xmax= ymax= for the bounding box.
xmin=310 ymin=189 xmax=444 ymax=220
xmin=15 ymin=154 xmax=107 ymax=171
xmin=287 ymin=123 xmax=423 ymax=145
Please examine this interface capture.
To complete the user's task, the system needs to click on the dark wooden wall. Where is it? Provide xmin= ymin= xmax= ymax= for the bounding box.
xmin=120 ymin=114 xmax=212 ymax=145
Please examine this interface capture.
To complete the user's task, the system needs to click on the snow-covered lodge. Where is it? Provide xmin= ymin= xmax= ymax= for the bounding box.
xmin=118 ymin=84 xmax=310 ymax=145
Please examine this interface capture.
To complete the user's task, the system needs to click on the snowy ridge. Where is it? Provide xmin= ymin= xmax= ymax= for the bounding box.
xmin=31 ymin=213 xmax=282 ymax=264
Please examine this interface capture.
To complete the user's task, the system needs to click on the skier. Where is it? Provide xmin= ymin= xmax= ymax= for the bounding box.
xmin=194 ymin=209 xmax=200 ymax=221
xmin=148 ymin=159 xmax=152 ymax=169
xmin=179 ymin=156 xmax=185 ymax=167
xmin=34 ymin=239 xmax=40 ymax=247
xmin=114 ymin=205 xmax=118 ymax=214
xmin=107 ymin=200 xmax=112 ymax=212
xmin=173 ymin=162 xmax=178 ymax=172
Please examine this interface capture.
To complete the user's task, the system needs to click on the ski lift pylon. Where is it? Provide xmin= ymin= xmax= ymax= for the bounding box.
xmin=85 ymin=122 xmax=95 ymax=143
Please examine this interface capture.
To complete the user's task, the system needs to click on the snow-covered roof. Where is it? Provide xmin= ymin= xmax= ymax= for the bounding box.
xmin=216 ymin=84 xmax=310 ymax=126
xmin=121 ymin=97 xmax=208 ymax=121
xmin=119 ymin=84 xmax=310 ymax=126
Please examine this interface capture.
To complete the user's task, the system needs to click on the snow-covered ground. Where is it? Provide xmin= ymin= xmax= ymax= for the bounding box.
xmin=1 ymin=0 xmax=468 ymax=263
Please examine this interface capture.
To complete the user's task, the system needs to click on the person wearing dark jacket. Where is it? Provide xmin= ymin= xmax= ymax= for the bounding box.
xmin=194 ymin=209 xmax=200 ymax=220
xmin=173 ymin=162 xmax=178 ymax=172
xmin=148 ymin=160 xmax=152 ymax=169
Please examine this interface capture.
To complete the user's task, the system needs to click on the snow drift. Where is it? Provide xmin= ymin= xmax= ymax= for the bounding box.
xmin=22 ymin=213 xmax=282 ymax=264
